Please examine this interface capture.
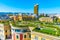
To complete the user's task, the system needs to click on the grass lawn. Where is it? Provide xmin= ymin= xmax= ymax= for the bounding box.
xmin=40 ymin=28 xmax=56 ymax=35
xmin=33 ymin=27 xmax=59 ymax=36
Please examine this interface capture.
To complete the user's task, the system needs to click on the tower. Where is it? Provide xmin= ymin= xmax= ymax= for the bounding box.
xmin=34 ymin=4 xmax=39 ymax=16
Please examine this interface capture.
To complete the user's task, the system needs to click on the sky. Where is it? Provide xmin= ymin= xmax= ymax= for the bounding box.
xmin=0 ymin=0 xmax=60 ymax=14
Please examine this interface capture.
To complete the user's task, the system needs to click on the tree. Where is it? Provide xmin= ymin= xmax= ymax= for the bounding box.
xmin=53 ymin=16 xmax=58 ymax=23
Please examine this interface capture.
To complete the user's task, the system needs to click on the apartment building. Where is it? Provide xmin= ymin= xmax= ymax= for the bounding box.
xmin=0 ymin=24 xmax=5 ymax=40
xmin=39 ymin=17 xmax=53 ymax=23
xmin=31 ymin=32 xmax=60 ymax=40
xmin=10 ymin=24 xmax=31 ymax=40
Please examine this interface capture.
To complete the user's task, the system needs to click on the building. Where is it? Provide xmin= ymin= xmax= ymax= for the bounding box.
xmin=22 ymin=15 xmax=35 ymax=21
xmin=0 ymin=21 xmax=12 ymax=40
xmin=17 ymin=14 xmax=22 ymax=21
xmin=9 ymin=15 xmax=22 ymax=21
xmin=4 ymin=24 xmax=11 ymax=39
xmin=9 ymin=13 xmax=37 ymax=21
xmin=0 ymin=24 xmax=5 ymax=40
xmin=34 ymin=4 xmax=39 ymax=16
xmin=9 ymin=15 xmax=17 ymax=21
xmin=39 ymin=17 xmax=53 ymax=23
xmin=31 ymin=32 xmax=60 ymax=40
xmin=10 ymin=24 xmax=31 ymax=40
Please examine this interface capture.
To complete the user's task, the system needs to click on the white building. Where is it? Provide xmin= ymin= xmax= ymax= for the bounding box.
xmin=0 ymin=24 xmax=5 ymax=40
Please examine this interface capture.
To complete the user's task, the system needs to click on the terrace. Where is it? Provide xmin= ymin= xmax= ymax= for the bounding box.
xmin=11 ymin=20 xmax=37 ymax=27
xmin=33 ymin=22 xmax=60 ymax=37
xmin=10 ymin=20 xmax=60 ymax=37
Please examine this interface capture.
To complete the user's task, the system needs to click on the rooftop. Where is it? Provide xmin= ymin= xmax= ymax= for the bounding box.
xmin=10 ymin=20 xmax=60 ymax=37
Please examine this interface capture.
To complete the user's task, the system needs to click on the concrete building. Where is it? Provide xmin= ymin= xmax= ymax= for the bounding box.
xmin=4 ymin=24 xmax=11 ymax=39
xmin=39 ymin=17 xmax=53 ymax=23
xmin=0 ymin=24 xmax=5 ymax=40
xmin=0 ymin=22 xmax=11 ymax=40
xmin=9 ymin=14 xmax=22 ymax=21
xmin=34 ymin=4 xmax=39 ymax=16
xmin=31 ymin=32 xmax=60 ymax=40
xmin=22 ymin=15 xmax=36 ymax=21
xmin=17 ymin=14 xmax=22 ymax=21
xmin=9 ymin=13 xmax=37 ymax=21
xmin=10 ymin=24 xmax=31 ymax=40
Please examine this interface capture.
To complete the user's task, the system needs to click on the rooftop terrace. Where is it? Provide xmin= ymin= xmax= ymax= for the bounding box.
xmin=10 ymin=20 xmax=60 ymax=37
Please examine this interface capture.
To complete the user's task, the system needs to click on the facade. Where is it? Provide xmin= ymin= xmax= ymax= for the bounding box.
xmin=0 ymin=23 xmax=11 ymax=40
xmin=9 ymin=15 xmax=22 ymax=21
xmin=18 ymin=14 xmax=22 ymax=21
xmin=4 ymin=24 xmax=11 ymax=39
xmin=34 ymin=4 xmax=39 ymax=16
xmin=0 ymin=24 xmax=5 ymax=40
xmin=12 ymin=16 xmax=18 ymax=21
xmin=11 ymin=26 xmax=23 ymax=40
xmin=31 ymin=32 xmax=60 ymax=40
xmin=10 ymin=24 xmax=31 ymax=40
xmin=39 ymin=17 xmax=53 ymax=23
xmin=9 ymin=13 xmax=37 ymax=21
xmin=24 ymin=32 xmax=31 ymax=40
xmin=22 ymin=15 xmax=35 ymax=21
xmin=9 ymin=16 xmax=17 ymax=21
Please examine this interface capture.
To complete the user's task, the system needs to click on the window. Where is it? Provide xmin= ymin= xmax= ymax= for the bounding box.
xmin=24 ymin=35 xmax=26 ymax=38
xmin=35 ymin=36 xmax=38 ymax=40
xmin=23 ymin=29 xmax=27 ymax=32
xmin=29 ymin=34 xmax=31 ymax=38
xmin=0 ymin=39 xmax=1 ymax=40
xmin=5 ymin=30 xmax=7 ymax=32
xmin=10 ymin=30 xmax=11 ymax=32
xmin=15 ymin=29 xmax=21 ymax=32
xmin=16 ymin=35 xmax=19 ymax=39
xmin=0 ymin=30 xmax=3 ymax=32
xmin=6 ymin=35 xmax=7 ymax=39
xmin=10 ymin=34 xmax=11 ymax=36
xmin=41 ymin=38 xmax=45 ymax=40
